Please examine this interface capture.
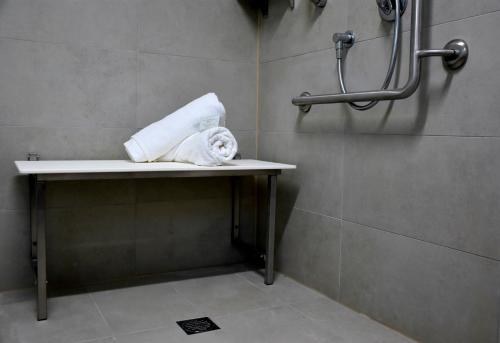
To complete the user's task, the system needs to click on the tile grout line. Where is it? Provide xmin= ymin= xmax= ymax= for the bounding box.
xmin=260 ymin=8 xmax=500 ymax=64
xmin=288 ymin=295 xmax=421 ymax=343
xmin=0 ymin=124 xmax=136 ymax=130
xmin=497 ymin=287 xmax=500 ymax=343
xmin=211 ymin=303 xmax=286 ymax=321
xmin=286 ymin=302 xmax=320 ymax=322
xmin=168 ymin=283 xmax=198 ymax=309
xmin=73 ymin=336 xmax=116 ymax=343
xmin=111 ymin=323 xmax=180 ymax=339
xmin=234 ymin=272 xmax=309 ymax=310
xmin=293 ymin=206 xmax=342 ymax=222
xmin=343 ymin=218 xmax=500 ymax=262
xmin=88 ymin=292 xmax=116 ymax=341
xmin=258 ymin=130 xmax=500 ymax=140
xmin=255 ymin=11 xmax=261 ymax=159
xmin=0 ymin=35 xmax=257 ymax=65
xmin=291 ymin=206 xmax=499 ymax=262
xmin=337 ymin=134 xmax=345 ymax=301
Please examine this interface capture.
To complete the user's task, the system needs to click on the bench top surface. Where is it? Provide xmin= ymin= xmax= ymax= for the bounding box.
xmin=15 ymin=159 xmax=296 ymax=175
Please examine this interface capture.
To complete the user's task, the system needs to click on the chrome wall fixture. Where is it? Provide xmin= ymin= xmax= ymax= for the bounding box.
xmin=289 ymin=0 xmax=327 ymax=12
xmin=310 ymin=0 xmax=328 ymax=8
xmin=292 ymin=0 xmax=469 ymax=112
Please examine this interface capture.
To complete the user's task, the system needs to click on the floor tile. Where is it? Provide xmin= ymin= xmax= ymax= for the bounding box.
xmin=237 ymin=270 xmax=326 ymax=305
xmin=91 ymin=282 xmax=199 ymax=335
xmin=292 ymin=298 xmax=416 ymax=342
xmin=76 ymin=338 xmax=115 ymax=343
xmin=213 ymin=305 xmax=331 ymax=343
xmin=0 ymin=272 xmax=419 ymax=343
xmin=0 ymin=287 xmax=33 ymax=305
xmin=117 ymin=305 xmax=327 ymax=343
xmin=0 ymin=293 xmax=112 ymax=343
xmin=169 ymin=274 xmax=283 ymax=317
xmin=115 ymin=324 xmax=228 ymax=343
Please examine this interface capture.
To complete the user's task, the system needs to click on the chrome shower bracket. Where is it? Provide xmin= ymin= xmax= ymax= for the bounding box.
xmin=377 ymin=0 xmax=408 ymax=21
xmin=298 ymin=92 xmax=312 ymax=113
xmin=290 ymin=0 xmax=327 ymax=11
xmin=310 ymin=0 xmax=327 ymax=8
xmin=419 ymin=39 xmax=469 ymax=71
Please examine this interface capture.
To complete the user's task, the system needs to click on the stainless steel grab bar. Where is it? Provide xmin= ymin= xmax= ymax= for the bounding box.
xmin=292 ymin=0 xmax=469 ymax=112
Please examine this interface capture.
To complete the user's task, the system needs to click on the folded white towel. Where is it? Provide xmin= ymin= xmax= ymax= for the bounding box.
xmin=158 ymin=127 xmax=238 ymax=166
xmin=124 ymin=93 xmax=225 ymax=162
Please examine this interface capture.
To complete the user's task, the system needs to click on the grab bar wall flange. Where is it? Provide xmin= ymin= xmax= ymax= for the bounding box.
xmin=292 ymin=0 xmax=469 ymax=112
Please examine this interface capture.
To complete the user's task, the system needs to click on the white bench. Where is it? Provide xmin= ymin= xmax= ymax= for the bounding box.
xmin=15 ymin=159 xmax=296 ymax=320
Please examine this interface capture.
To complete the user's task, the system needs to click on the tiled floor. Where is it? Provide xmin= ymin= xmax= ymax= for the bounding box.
xmin=0 ymin=271 xmax=416 ymax=343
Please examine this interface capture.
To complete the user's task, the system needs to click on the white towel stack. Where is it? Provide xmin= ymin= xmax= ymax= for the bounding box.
xmin=124 ymin=93 xmax=238 ymax=166
xmin=158 ymin=127 xmax=238 ymax=166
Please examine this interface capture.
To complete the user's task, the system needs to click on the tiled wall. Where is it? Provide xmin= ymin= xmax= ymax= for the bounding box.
xmin=0 ymin=0 xmax=258 ymax=290
xmin=258 ymin=0 xmax=500 ymax=342
xmin=1 ymin=1 xmax=499 ymax=341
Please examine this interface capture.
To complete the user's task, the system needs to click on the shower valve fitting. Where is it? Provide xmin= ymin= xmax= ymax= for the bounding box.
xmin=333 ymin=31 xmax=355 ymax=59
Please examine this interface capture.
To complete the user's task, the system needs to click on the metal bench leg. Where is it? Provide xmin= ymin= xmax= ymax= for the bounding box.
xmin=34 ymin=180 xmax=47 ymax=321
xmin=29 ymin=176 xmax=37 ymax=274
xmin=265 ymin=175 xmax=277 ymax=285
xmin=231 ymin=177 xmax=241 ymax=244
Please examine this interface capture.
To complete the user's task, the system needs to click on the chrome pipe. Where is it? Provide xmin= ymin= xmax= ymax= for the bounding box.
xmin=292 ymin=0 xmax=468 ymax=111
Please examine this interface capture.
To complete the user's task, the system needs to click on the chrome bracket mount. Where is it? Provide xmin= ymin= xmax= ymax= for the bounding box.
xmin=311 ymin=0 xmax=328 ymax=7
xmin=442 ymin=39 xmax=469 ymax=70
xmin=377 ymin=0 xmax=408 ymax=21
xmin=298 ymin=92 xmax=312 ymax=113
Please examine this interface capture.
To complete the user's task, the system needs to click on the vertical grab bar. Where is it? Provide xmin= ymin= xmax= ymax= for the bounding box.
xmin=291 ymin=0 xmax=468 ymax=111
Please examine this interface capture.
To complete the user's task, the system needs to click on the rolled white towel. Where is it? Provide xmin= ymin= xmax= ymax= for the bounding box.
xmin=157 ymin=127 xmax=238 ymax=166
xmin=124 ymin=93 xmax=225 ymax=162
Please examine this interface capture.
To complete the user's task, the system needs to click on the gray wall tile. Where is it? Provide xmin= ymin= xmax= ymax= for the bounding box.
xmin=261 ymin=8 xmax=500 ymax=138
xmin=46 ymin=180 xmax=136 ymax=209
xmin=233 ymin=130 xmax=257 ymax=159
xmin=260 ymin=0 xmax=347 ymax=62
xmin=0 ymin=127 xmax=133 ymax=161
xmin=259 ymin=1 xmax=500 ymax=341
xmin=138 ymin=52 xmax=256 ymax=131
xmin=259 ymin=49 xmax=345 ymax=134
xmin=343 ymin=134 xmax=500 ymax=260
xmin=135 ymin=199 xmax=244 ymax=275
xmin=0 ymin=0 xmax=139 ymax=50
xmin=136 ymin=177 xmax=230 ymax=204
xmin=0 ymin=210 xmax=31 ymax=290
xmin=343 ymin=12 xmax=500 ymax=137
xmin=340 ymin=221 xmax=500 ymax=343
xmin=0 ymin=38 xmax=137 ymax=129
xmin=346 ymin=0 xmax=404 ymax=42
xmin=277 ymin=208 xmax=341 ymax=300
xmin=46 ymin=205 xmax=136 ymax=287
xmin=0 ymin=160 xmax=28 ymax=211
xmin=348 ymin=0 xmax=500 ymax=42
xmin=138 ymin=0 xmax=257 ymax=62
xmin=259 ymin=132 xmax=343 ymax=218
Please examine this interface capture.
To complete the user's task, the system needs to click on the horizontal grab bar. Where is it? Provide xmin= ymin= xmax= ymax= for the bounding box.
xmin=292 ymin=0 xmax=468 ymax=112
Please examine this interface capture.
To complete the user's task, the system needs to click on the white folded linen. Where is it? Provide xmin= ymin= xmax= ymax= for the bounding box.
xmin=124 ymin=93 xmax=225 ymax=162
xmin=157 ymin=127 xmax=238 ymax=166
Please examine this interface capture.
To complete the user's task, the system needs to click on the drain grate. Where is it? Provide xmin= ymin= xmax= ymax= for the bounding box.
xmin=176 ymin=317 xmax=221 ymax=335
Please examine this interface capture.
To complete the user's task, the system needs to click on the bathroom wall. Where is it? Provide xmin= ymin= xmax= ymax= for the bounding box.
xmin=0 ymin=0 xmax=258 ymax=290
xmin=258 ymin=0 xmax=500 ymax=342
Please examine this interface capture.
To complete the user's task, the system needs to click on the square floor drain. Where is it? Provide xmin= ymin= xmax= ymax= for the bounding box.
xmin=176 ymin=317 xmax=221 ymax=335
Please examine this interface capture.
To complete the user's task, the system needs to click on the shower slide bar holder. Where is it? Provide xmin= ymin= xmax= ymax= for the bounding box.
xmin=292 ymin=0 xmax=469 ymax=112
